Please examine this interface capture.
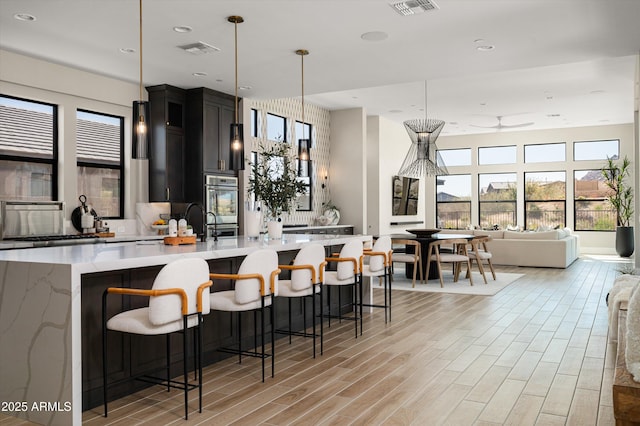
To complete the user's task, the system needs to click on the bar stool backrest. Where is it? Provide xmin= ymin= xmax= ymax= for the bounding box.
xmin=337 ymin=240 xmax=363 ymax=280
xmin=369 ymin=236 xmax=391 ymax=272
xmin=291 ymin=243 xmax=325 ymax=290
xmin=148 ymin=257 xmax=211 ymax=325
xmin=236 ymin=249 xmax=279 ymax=304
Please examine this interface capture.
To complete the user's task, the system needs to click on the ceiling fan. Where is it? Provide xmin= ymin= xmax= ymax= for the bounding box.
xmin=471 ymin=115 xmax=535 ymax=130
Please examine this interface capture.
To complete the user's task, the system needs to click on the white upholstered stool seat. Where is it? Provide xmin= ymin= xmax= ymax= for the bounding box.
xmin=277 ymin=243 xmax=326 ymax=357
xmin=209 ymin=248 xmax=280 ymax=381
xmin=102 ymin=257 xmax=212 ymax=420
xmin=324 ymin=240 xmax=364 ymax=338
xmin=361 ymin=236 xmax=393 ymax=322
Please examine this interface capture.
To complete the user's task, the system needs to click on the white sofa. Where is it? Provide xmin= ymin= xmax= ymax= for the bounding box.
xmin=439 ymin=228 xmax=579 ymax=268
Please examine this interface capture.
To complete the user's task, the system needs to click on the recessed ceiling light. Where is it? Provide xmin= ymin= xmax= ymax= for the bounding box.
xmin=590 ymin=90 xmax=605 ymax=95
xmin=473 ymin=38 xmax=485 ymax=43
xmin=215 ymin=79 xmax=223 ymax=83
xmin=476 ymin=45 xmax=495 ymax=51
xmin=173 ymin=26 xmax=192 ymax=33
xmin=449 ymin=121 xmax=458 ymax=125
xmin=546 ymin=95 xmax=553 ymax=100
xmin=480 ymin=102 xmax=486 ymax=106
xmin=192 ymin=72 xmax=207 ymax=77
xmin=119 ymin=48 xmax=135 ymax=54
xmin=239 ymin=86 xmax=252 ymax=90
xmin=361 ymin=31 xmax=388 ymax=42
xmin=547 ymin=114 xmax=561 ymax=117
xmin=389 ymin=109 xmax=403 ymax=113
xmin=14 ymin=13 xmax=36 ymax=21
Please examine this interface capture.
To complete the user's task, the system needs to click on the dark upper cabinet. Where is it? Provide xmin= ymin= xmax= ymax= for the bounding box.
xmin=185 ymin=87 xmax=237 ymax=203
xmin=147 ymin=84 xmax=186 ymax=202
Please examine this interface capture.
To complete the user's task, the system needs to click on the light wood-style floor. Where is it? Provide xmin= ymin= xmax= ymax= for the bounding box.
xmin=2 ymin=255 xmax=628 ymax=425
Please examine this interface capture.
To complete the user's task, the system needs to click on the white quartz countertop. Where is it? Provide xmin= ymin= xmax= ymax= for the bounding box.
xmin=0 ymin=233 xmax=371 ymax=274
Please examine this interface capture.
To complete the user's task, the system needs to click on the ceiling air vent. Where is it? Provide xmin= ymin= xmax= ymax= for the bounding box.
xmin=390 ymin=0 xmax=439 ymax=16
xmin=178 ymin=41 xmax=220 ymax=55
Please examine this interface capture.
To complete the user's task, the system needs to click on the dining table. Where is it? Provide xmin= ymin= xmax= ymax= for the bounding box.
xmin=390 ymin=231 xmax=477 ymax=280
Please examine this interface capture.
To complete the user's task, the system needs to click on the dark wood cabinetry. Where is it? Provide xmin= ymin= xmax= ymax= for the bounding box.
xmin=147 ymin=85 xmax=186 ymax=202
xmin=185 ymin=87 xmax=237 ymax=203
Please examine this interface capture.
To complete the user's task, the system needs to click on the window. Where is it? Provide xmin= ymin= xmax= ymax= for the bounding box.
xmin=574 ymin=170 xmax=615 ymax=231
xmin=478 ymin=145 xmax=516 ymax=165
xmin=296 ymin=172 xmax=312 ymax=211
xmin=295 ymin=121 xmax=312 ymax=146
xmin=0 ymin=95 xmax=57 ymax=201
xmin=479 ymin=173 xmax=517 ymax=229
xmin=574 ymin=140 xmax=619 ymax=161
xmin=525 ymin=143 xmax=565 ymax=163
xmin=525 ymin=171 xmax=566 ymax=230
xmin=250 ymin=108 xmax=260 ymax=138
xmin=437 ymin=148 xmax=471 ymax=167
xmin=76 ymin=110 xmax=123 ymax=218
xmin=266 ymin=113 xmax=286 ymax=142
xmin=436 ymin=174 xmax=471 ymax=229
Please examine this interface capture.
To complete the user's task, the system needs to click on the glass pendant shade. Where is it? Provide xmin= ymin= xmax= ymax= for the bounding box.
xmin=229 ymin=123 xmax=244 ymax=171
xmin=297 ymin=138 xmax=310 ymax=177
xmin=132 ymin=100 xmax=149 ymax=159
xmin=397 ymin=118 xmax=448 ymax=178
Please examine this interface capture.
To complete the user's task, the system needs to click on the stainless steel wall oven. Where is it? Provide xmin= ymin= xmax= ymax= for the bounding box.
xmin=205 ymin=175 xmax=238 ymax=238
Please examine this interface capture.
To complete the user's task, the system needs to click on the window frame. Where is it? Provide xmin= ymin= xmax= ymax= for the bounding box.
xmin=0 ymin=94 xmax=59 ymax=201
xmin=573 ymin=169 xmax=615 ymax=231
xmin=478 ymin=172 xmax=517 ymax=229
xmin=524 ymin=170 xmax=566 ymax=230
xmin=76 ymin=108 xmax=125 ymax=219
xmin=435 ymin=174 xmax=471 ymax=229
xmin=573 ymin=139 xmax=619 ymax=161
xmin=266 ymin=112 xmax=287 ymax=143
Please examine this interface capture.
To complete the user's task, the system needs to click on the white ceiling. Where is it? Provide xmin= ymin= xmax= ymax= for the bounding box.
xmin=1 ymin=0 xmax=639 ymax=136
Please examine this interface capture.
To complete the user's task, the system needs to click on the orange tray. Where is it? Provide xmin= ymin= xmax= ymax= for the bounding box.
xmin=163 ymin=235 xmax=197 ymax=246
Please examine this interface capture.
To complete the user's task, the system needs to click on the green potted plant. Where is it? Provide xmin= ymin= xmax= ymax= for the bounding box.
xmin=602 ymin=155 xmax=634 ymax=257
xmin=248 ymin=143 xmax=307 ymax=238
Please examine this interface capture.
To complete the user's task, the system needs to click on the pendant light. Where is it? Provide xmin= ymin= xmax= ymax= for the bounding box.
xmin=132 ymin=0 xmax=149 ymax=159
xmin=296 ymin=49 xmax=310 ymax=177
xmin=397 ymin=81 xmax=448 ymax=178
xmin=228 ymin=16 xmax=244 ymax=171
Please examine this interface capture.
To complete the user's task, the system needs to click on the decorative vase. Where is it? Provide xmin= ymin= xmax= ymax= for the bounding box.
xmin=267 ymin=218 xmax=283 ymax=239
xmin=324 ymin=208 xmax=340 ymax=225
xmin=616 ymin=226 xmax=634 ymax=257
xmin=245 ymin=200 xmax=262 ymax=240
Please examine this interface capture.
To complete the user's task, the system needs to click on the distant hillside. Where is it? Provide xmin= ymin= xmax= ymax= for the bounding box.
xmin=580 ymin=170 xmax=604 ymax=181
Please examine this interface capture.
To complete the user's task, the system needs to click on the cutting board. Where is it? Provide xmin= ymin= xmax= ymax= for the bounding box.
xmin=163 ymin=235 xmax=197 ymax=246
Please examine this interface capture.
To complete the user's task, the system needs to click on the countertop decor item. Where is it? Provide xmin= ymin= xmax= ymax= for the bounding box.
xmin=248 ymin=143 xmax=307 ymax=220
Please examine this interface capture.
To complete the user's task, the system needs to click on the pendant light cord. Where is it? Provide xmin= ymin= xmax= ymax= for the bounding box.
xmin=301 ymin=52 xmax=305 ymax=138
xmin=234 ymin=20 xmax=239 ymax=124
xmin=139 ymin=0 xmax=143 ymax=102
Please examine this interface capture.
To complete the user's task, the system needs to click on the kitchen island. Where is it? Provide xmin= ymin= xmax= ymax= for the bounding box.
xmin=0 ymin=233 xmax=371 ymax=425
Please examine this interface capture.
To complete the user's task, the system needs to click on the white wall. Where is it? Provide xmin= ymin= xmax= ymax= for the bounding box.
xmin=366 ymin=116 xmax=427 ymax=237
xmin=330 ymin=108 xmax=367 ymax=234
xmin=0 ymin=49 xmax=145 ymax=220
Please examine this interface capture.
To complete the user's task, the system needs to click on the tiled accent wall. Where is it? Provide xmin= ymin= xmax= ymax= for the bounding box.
xmin=246 ymin=97 xmax=331 ymax=225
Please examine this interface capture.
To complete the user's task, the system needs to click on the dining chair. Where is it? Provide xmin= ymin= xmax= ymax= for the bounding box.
xmin=467 ymin=235 xmax=496 ymax=283
xmin=391 ymin=239 xmax=425 ymax=288
xmin=361 ymin=236 xmax=393 ymax=322
xmin=276 ymin=243 xmax=326 ymax=357
xmin=209 ymin=249 xmax=280 ymax=382
xmin=426 ymin=238 xmax=474 ymax=287
xmin=102 ymin=257 xmax=212 ymax=420
xmin=323 ymin=240 xmax=364 ymax=338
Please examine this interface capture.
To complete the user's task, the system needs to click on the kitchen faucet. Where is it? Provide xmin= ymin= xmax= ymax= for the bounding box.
xmin=185 ymin=202 xmax=217 ymax=242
